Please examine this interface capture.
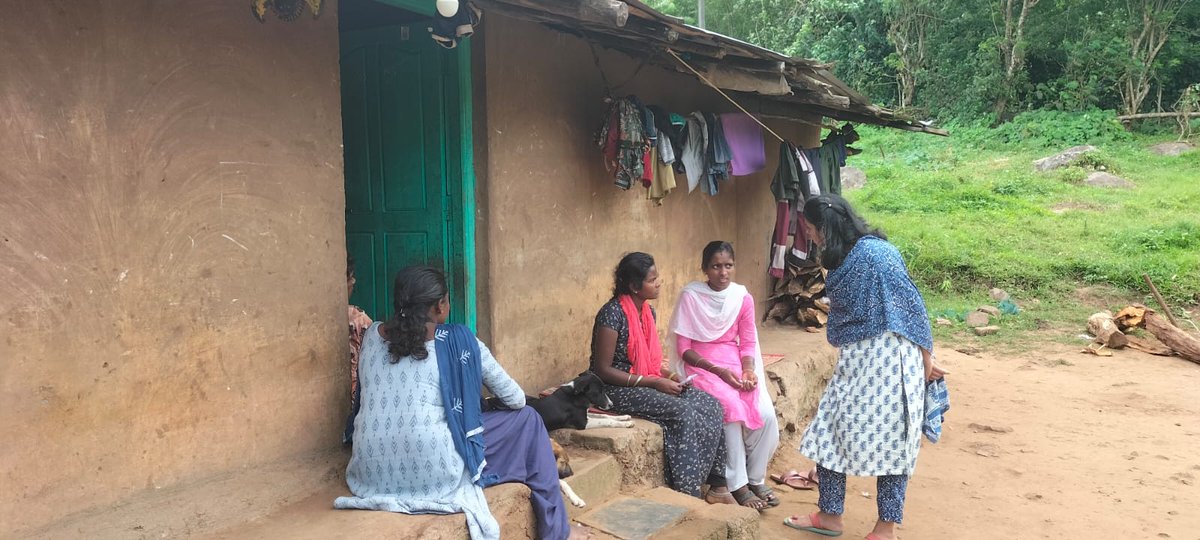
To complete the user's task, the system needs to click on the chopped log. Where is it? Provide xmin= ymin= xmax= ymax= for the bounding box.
xmin=786 ymin=280 xmax=806 ymax=295
xmin=1143 ymin=310 xmax=1200 ymax=365
xmin=1113 ymin=306 xmax=1145 ymax=331
xmin=806 ymin=281 xmax=825 ymax=294
xmin=1125 ymin=334 xmax=1175 ymax=356
xmin=1088 ymin=312 xmax=1128 ymax=349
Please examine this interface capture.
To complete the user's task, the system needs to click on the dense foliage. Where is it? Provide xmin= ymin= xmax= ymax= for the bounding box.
xmin=648 ymin=0 xmax=1200 ymax=123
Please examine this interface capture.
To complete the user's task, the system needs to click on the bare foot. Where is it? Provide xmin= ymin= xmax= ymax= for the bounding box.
xmin=867 ymin=520 xmax=898 ymax=540
xmin=704 ymin=486 xmax=737 ymax=505
xmin=568 ymin=523 xmax=592 ymax=540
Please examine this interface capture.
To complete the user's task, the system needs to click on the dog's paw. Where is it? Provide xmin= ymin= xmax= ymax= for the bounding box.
xmin=569 ymin=495 xmax=586 ymax=507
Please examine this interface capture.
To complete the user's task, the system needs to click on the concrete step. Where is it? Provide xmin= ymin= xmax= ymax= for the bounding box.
xmin=205 ymin=482 xmax=536 ymax=539
xmin=576 ymin=486 xmax=759 ymax=540
xmin=551 ymin=419 xmax=664 ymax=491
xmin=559 ymin=448 xmax=622 ymax=520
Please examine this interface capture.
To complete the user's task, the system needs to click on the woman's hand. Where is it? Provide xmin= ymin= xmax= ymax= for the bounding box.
xmin=922 ymin=348 xmax=949 ymax=381
xmin=652 ymin=377 xmax=684 ymax=396
xmin=718 ymin=368 xmax=745 ymax=390
xmin=740 ymin=369 xmax=758 ymax=390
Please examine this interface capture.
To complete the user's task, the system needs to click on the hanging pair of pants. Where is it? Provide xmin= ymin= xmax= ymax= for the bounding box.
xmin=816 ymin=465 xmax=910 ymax=523
xmin=722 ymin=399 xmax=780 ymax=490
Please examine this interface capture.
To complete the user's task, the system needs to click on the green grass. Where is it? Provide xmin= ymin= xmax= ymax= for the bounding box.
xmin=844 ymin=116 xmax=1200 ymax=344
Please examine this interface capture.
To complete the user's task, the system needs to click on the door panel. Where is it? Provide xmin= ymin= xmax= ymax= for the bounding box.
xmin=341 ymin=25 xmax=451 ymax=321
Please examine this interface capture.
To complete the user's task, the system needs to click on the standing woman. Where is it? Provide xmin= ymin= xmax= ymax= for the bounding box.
xmin=783 ymin=195 xmax=946 ymax=540
xmin=670 ymin=241 xmax=781 ymax=511
xmin=589 ymin=252 xmax=730 ymax=500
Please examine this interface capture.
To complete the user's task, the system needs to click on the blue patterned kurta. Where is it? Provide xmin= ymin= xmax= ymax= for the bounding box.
xmin=799 ymin=332 xmax=925 ymax=476
xmin=335 ymin=322 xmax=526 ymax=540
xmin=800 ymin=236 xmax=931 ymax=477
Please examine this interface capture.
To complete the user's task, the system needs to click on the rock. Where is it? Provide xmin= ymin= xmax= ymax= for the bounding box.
xmin=978 ymin=305 xmax=1001 ymax=317
xmin=1148 ymin=142 xmax=1195 ymax=156
xmin=974 ymin=325 xmax=1001 ymax=336
xmin=968 ymin=422 xmax=1014 ymax=434
xmin=1033 ymin=145 xmax=1097 ymax=172
xmin=965 ymin=311 xmax=991 ymax=328
xmin=1084 ymin=171 xmax=1135 ymax=189
xmin=936 ymin=318 xmax=953 ymax=326
xmin=989 ymin=288 xmax=1010 ymax=301
xmin=841 ymin=166 xmax=867 ymax=190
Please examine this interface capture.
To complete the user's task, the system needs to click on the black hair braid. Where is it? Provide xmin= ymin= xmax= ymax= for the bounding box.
xmin=380 ymin=266 xmax=448 ymax=362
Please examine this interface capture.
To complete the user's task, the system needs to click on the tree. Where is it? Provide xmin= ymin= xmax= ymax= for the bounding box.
xmin=994 ymin=0 xmax=1042 ymax=120
xmin=884 ymin=0 xmax=935 ymax=108
xmin=1118 ymin=0 xmax=1191 ymax=115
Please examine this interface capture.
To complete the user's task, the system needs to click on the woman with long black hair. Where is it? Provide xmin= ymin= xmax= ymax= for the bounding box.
xmin=784 ymin=195 xmax=946 ymax=540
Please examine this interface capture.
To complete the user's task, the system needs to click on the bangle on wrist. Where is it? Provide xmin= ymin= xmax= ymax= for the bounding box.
xmin=635 ymin=375 xmax=644 ymax=387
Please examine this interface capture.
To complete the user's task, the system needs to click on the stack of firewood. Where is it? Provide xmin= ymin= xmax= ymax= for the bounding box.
xmin=764 ymin=262 xmax=829 ymax=330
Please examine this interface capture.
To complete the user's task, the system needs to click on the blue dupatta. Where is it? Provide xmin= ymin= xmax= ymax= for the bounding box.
xmin=825 ymin=236 xmax=934 ymax=351
xmin=434 ymin=323 xmax=498 ymax=488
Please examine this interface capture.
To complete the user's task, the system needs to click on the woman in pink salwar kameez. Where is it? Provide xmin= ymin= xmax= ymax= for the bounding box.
xmin=670 ymin=241 xmax=781 ymax=511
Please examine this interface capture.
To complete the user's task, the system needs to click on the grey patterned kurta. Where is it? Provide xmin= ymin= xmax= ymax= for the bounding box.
xmin=335 ymin=322 xmax=525 ymax=540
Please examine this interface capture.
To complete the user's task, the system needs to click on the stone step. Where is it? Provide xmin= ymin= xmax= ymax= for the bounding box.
xmin=205 ymin=482 xmax=536 ymax=539
xmin=551 ymin=419 xmax=664 ymax=491
xmin=559 ymin=448 xmax=622 ymax=520
xmin=576 ymin=486 xmax=759 ymax=540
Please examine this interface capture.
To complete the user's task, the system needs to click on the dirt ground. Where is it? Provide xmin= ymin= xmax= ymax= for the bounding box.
xmin=759 ymin=341 xmax=1200 ymax=540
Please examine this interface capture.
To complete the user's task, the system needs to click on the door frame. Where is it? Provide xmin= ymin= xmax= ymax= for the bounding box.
xmin=355 ymin=0 xmax=477 ymax=328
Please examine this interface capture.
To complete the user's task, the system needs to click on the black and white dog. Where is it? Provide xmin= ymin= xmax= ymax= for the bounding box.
xmin=523 ymin=372 xmax=634 ymax=507
xmin=528 ymin=371 xmax=633 ymax=431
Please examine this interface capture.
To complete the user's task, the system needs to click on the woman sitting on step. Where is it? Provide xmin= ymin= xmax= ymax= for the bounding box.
xmin=588 ymin=252 xmax=731 ymax=501
xmin=669 ymin=241 xmax=781 ymax=511
xmin=335 ymin=266 xmax=574 ymax=540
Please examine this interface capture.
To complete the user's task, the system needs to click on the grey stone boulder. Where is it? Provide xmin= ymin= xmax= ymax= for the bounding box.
xmin=1148 ymin=142 xmax=1195 ymax=157
xmin=841 ymin=166 xmax=867 ymax=190
xmin=1033 ymin=145 xmax=1097 ymax=172
xmin=1084 ymin=171 xmax=1135 ymax=189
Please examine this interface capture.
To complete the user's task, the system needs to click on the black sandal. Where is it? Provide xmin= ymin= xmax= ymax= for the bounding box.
xmin=731 ymin=486 xmax=769 ymax=511
xmin=748 ymin=484 xmax=781 ymax=507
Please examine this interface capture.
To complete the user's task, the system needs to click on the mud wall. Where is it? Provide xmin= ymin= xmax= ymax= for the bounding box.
xmin=477 ymin=14 xmax=821 ymax=391
xmin=0 ymin=1 xmax=345 ymax=534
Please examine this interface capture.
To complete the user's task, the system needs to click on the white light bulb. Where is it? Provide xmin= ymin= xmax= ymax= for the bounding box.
xmin=436 ymin=0 xmax=459 ymax=17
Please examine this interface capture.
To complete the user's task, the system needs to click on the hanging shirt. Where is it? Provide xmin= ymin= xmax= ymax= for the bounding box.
xmin=817 ymin=135 xmax=848 ymax=195
xmin=720 ymin=113 xmax=766 ymax=176
xmin=648 ymin=147 xmax=677 ymax=206
xmin=681 ymin=114 xmax=708 ymax=193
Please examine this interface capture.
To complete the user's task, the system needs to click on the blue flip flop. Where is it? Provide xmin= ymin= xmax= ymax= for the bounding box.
xmin=783 ymin=513 xmax=843 ymax=537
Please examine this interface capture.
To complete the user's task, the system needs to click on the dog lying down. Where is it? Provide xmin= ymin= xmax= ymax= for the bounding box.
xmin=529 ymin=372 xmax=635 ymax=507
xmin=484 ymin=372 xmax=635 ymax=507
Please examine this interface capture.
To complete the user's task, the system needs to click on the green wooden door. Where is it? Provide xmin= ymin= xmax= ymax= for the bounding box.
xmin=341 ymin=26 xmax=458 ymax=321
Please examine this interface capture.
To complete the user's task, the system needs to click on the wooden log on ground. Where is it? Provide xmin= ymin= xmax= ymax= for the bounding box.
xmin=1088 ymin=312 xmax=1128 ymax=349
xmin=1125 ymin=334 xmax=1175 ymax=356
xmin=1143 ymin=311 xmax=1200 ymax=365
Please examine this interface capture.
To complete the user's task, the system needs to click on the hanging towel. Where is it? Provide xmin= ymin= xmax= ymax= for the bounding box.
xmin=720 ymin=113 xmax=766 ymax=176
xmin=923 ymin=378 xmax=950 ymax=443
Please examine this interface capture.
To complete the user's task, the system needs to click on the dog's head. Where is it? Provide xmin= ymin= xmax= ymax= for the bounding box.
xmin=569 ymin=371 xmax=613 ymax=410
xmin=551 ymin=439 xmax=573 ymax=478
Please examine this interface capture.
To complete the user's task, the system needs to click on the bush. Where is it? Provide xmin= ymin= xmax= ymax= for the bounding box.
xmin=988 ymin=109 xmax=1131 ymax=148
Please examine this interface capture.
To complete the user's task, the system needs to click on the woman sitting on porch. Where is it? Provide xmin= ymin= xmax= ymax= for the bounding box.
xmin=335 ymin=266 xmax=572 ymax=540
xmin=588 ymin=252 xmax=731 ymax=501
xmin=669 ymin=241 xmax=781 ymax=511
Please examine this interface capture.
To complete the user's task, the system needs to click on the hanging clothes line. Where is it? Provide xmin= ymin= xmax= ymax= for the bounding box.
xmin=665 ymin=49 xmax=841 ymax=138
